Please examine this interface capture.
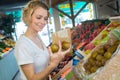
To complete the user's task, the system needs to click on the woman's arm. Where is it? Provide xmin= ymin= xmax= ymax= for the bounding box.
xmin=21 ymin=51 xmax=67 ymax=80
xmin=21 ymin=63 xmax=55 ymax=80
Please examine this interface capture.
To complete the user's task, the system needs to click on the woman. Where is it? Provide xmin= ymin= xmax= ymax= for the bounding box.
xmin=14 ymin=0 xmax=71 ymax=80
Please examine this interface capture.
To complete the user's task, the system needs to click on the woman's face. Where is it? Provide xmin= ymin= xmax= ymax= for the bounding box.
xmin=30 ymin=7 xmax=48 ymax=32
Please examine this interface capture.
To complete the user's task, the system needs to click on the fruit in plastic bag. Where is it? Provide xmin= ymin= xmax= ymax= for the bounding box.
xmin=90 ymin=66 xmax=98 ymax=73
xmin=91 ymin=51 xmax=98 ymax=59
xmin=50 ymin=44 xmax=59 ymax=53
xmin=104 ymin=51 xmax=112 ymax=59
xmin=62 ymin=41 xmax=70 ymax=50
xmin=96 ymin=55 xmax=104 ymax=61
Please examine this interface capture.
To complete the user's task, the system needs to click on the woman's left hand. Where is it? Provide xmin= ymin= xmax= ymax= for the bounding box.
xmin=48 ymin=41 xmax=71 ymax=68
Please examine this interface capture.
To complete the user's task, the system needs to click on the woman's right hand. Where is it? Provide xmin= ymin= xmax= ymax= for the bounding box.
xmin=48 ymin=41 xmax=71 ymax=68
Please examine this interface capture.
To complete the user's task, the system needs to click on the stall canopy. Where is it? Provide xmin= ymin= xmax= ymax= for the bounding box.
xmin=0 ymin=0 xmax=118 ymax=27
xmin=0 ymin=0 xmax=117 ymax=9
xmin=46 ymin=0 xmax=97 ymax=7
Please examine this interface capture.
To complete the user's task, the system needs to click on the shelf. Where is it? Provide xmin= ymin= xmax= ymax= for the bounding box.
xmin=109 ymin=16 xmax=120 ymax=22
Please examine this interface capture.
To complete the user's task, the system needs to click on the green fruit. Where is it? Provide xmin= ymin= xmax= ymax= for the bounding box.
xmin=101 ymin=58 xmax=107 ymax=65
xmin=90 ymin=66 xmax=98 ymax=73
xmin=62 ymin=41 xmax=70 ymax=50
xmin=93 ymin=40 xmax=100 ymax=45
xmin=84 ymin=63 xmax=91 ymax=73
xmin=104 ymin=43 xmax=111 ymax=51
xmin=97 ymin=48 xmax=105 ymax=54
xmin=50 ymin=44 xmax=59 ymax=53
xmin=96 ymin=55 xmax=104 ymax=61
xmin=85 ymin=50 xmax=91 ymax=55
xmin=107 ymin=46 xmax=117 ymax=53
xmin=88 ymin=58 xmax=94 ymax=65
xmin=114 ymin=40 xmax=120 ymax=46
xmin=104 ymin=52 xmax=112 ymax=59
xmin=91 ymin=51 xmax=98 ymax=58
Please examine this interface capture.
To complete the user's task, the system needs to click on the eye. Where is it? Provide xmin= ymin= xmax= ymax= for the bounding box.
xmin=36 ymin=16 xmax=42 ymax=19
xmin=44 ymin=17 xmax=48 ymax=21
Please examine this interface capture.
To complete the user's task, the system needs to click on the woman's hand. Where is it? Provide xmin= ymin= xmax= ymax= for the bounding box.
xmin=48 ymin=41 xmax=71 ymax=68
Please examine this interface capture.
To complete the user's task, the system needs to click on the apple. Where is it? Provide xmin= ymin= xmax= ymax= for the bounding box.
xmin=84 ymin=43 xmax=95 ymax=51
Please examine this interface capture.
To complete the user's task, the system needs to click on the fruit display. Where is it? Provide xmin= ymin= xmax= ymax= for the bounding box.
xmin=93 ymin=47 xmax=120 ymax=80
xmin=73 ymin=17 xmax=120 ymax=80
xmin=0 ymin=42 xmax=10 ymax=53
xmin=83 ymin=26 xmax=120 ymax=75
xmin=0 ymin=37 xmax=15 ymax=59
xmin=91 ymin=21 xmax=120 ymax=47
xmin=2 ymin=38 xmax=15 ymax=47
xmin=0 ymin=41 xmax=12 ymax=59
xmin=50 ymin=17 xmax=120 ymax=79
xmin=71 ymin=19 xmax=108 ymax=50
xmin=82 ymin=20 xmax=120 ymax=56
xmin=0 ymin=34 xmax=5 ymax=39
xmin=83 ymin=40 xmax=120 ymax=75
xmin=84 ymin=43 xmax=95 ymax=51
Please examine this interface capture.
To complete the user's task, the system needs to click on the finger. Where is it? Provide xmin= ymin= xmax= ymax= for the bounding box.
xmin=58 ymin=40 xmax=62 ymax=52
xmin=48 ymin=46 xmax=53 ymax=55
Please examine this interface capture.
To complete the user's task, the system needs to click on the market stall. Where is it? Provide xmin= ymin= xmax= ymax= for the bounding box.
xmin=71 ymin=16 xmax=120 ymax=80
xmin=0 ymin=0 xmax=119 ymax=80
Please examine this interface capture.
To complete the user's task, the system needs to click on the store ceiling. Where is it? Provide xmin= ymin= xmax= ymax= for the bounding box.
xmin=46 ymin=0 xmax=97 ymax=7
xmin=0 ymin=0 xmax=86 ymax=9
xmin=0 ymin=0 xmax=117 ymax=11
xmin=0 ymin=0 xmax=29 ymax=10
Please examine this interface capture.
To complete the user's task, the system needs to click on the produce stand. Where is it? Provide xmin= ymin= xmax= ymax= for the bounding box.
xmin=72 ymin=16 xmax=120 ymax=80
xmin=50 ymin=19 xmax=109 ymax=80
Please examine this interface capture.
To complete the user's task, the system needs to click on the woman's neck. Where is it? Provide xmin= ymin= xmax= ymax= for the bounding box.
xmin=24 ymin=27 xmax=44 ymax=50
xmin=24 ymin=27 xmax=38 ymax=39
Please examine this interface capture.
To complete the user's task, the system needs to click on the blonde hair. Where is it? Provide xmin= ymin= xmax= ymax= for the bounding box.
xmin=22 ymin=0 xmax=49 ymax=26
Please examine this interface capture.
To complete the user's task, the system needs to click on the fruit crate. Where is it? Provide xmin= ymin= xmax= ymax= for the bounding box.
xmin=74 ymin=40 xmax=120 ymax=80
xmin=83 ymin=21 xmax=120 ymax=56
xmin=109 ymin=16 xmax=120 ymax=22
xmin=74 ymin=21 xmax=120 ymax=79
xmin=72 ymin=19 xmax=107 ymax=51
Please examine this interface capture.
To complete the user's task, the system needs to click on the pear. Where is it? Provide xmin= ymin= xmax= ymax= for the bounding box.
xmin=91 ymin=51 xmax=98 ymax=59
xmin=96 ymin=55 xmax=104 ymax=61
xmin=62 ymin=41 xmax=70 ymax=50
xmin=90 ymin=66 xmax=98 ymax=73
xmin=104 ymin=51 xmax=112 ymax=59
xmin=50 ymin=44 xmax=59 ymax=53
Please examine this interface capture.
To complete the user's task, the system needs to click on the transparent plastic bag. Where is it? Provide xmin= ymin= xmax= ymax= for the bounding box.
xmin=93 ymin=45 xmax=120 ymax=80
